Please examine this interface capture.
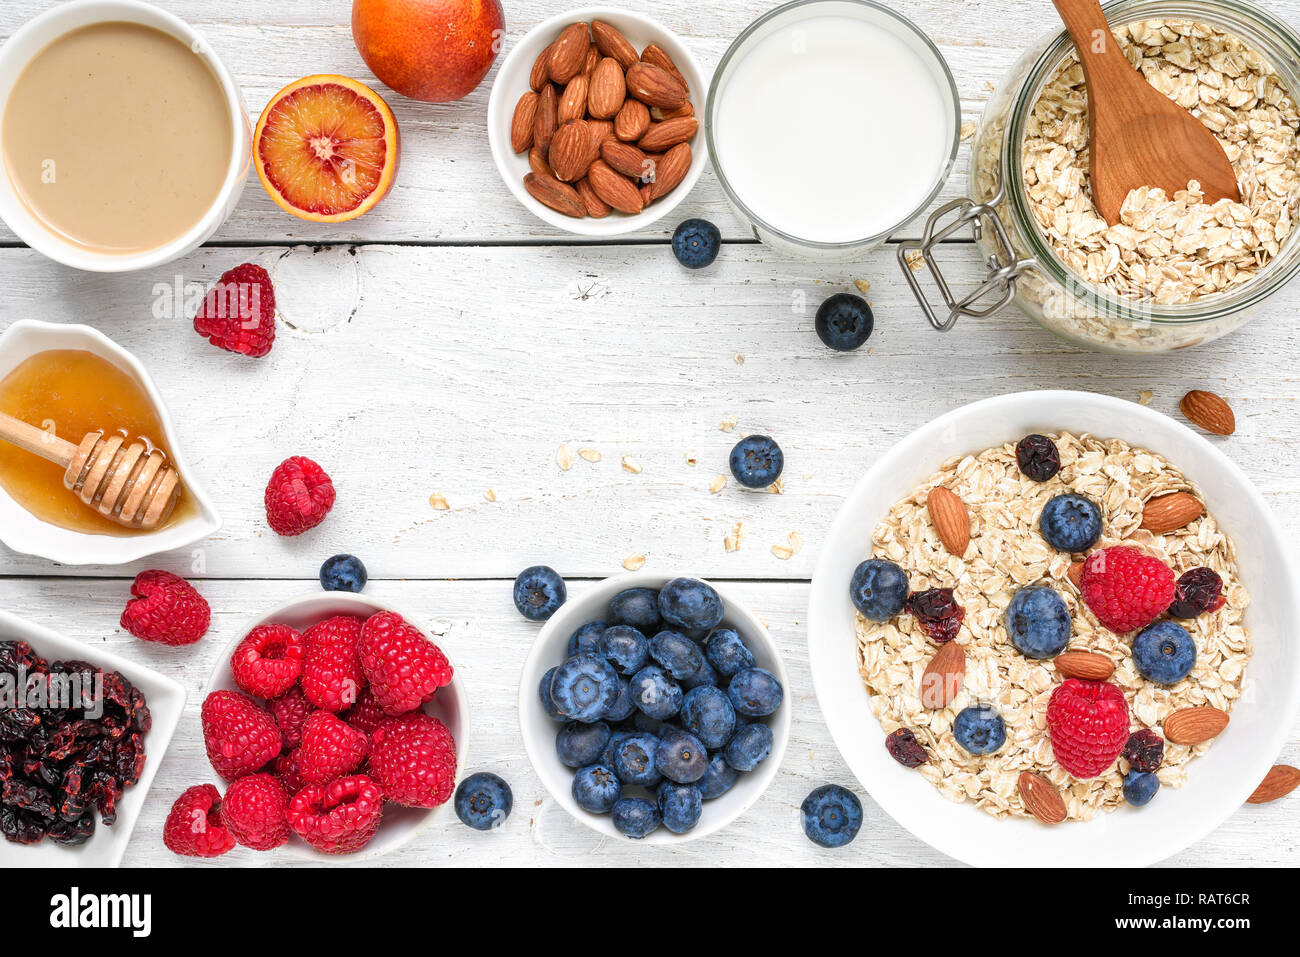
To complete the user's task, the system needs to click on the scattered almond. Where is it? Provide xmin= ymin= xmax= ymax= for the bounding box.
xmin=1180 ymin=390 xmax=1236 ymax=435
xmin=1054 ymin=650 xmax=1115 ymax=681
xmin=919 ymin=641 xmax=965 ymax=709
xmin=511 ymin=91 xmax=539 ymax=153
xmin=1164 ymin=706 xmax=1230 ymax=745
xmin=1017 ymin=771 xmax=1068 ymax=825
xmin=1140 ymin=491 xmax=1204 ymax=534
xmin=1246 ymin=764 xmax=1300 ymax=804
xmin=926 ymin=486 xmax=970 ymax=556
xmin=622 ymin=554 xmax=646 ymax=571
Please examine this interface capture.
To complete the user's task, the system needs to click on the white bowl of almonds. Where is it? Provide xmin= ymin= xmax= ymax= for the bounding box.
xmin=487 ymin=8 xmax=707 ymax=235
xmin=807 ymin=390 xmax=1300 ymax=866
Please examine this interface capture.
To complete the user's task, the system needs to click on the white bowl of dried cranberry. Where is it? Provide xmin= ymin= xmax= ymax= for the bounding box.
xmin=202 ymin=593 xmax=469 ymax=862
xmin=808 ymin=390 xmax=1300 ymax=867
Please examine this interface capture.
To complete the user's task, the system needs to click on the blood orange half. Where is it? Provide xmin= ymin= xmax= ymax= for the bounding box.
xmin=253 ymin=74 xmax=400 ymax=223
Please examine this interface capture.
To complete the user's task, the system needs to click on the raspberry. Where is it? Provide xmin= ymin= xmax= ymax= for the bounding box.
xmin=201 ymin=690 xmax=283 ymax=782
xmin=231 ymin=624 xmax=306 ymax=699
xmin=358 ymin=612 xmax=454 ymax=715
xmin=274 ymin=748 xmax=307 ymax=794
xmin=1046 ymin=679 xmax=1130 ymax=779
xmin=264 ymin=456 xmax=335 ymax=537
xmin=1080 ymin=546 xmax=1176 ymax=634
xmin=905 ymin=588 xmax=965 ymax=644
xmin=1122 ymin=729 xmax=1165 ymax=773
xmin=287 ymin=774 xmax=384 ymax=855
xmin=192 ymin=262 xmax=276 ymax=358
xmin=342 ymin=687 xmax=388 ymax=736
xmin=268 ymin=685 xmax=313 ymax=749
xmin=298 ymin=711 xmax=369 ymax=786
xmin=220 ymin=772 xmax=290 ymax=851
xmin=301 ymin=616 xmax=367 ymax=711
xmin=163 ymin=784 xmax=236 ymax=858
xmin=368 ymin=712 xmax=458 ymax=808
xmin=120 ymin=570 xmax=210 ymax=646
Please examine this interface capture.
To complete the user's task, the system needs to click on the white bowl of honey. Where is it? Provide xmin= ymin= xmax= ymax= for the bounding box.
xmin=0 ymin=0 xmax=251 ymax=272
xmin=0 ymin=320 xmax=221 ymax=565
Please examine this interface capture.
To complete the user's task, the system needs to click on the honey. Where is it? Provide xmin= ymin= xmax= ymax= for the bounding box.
xmin=0 ymin=350 xmax=189 ymax=535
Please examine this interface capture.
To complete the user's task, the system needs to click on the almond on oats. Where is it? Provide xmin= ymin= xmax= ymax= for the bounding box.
xmin=1140 ymin=491 xmax=1204 ymax=533
xmin=926 ymin=486 xmax=970 ymax=557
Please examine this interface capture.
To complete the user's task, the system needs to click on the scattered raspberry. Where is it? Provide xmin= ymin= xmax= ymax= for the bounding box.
xmin=904 ymin=588 xmax=965 ymax=644
xmin=368 ymin=712 xmax=458 ymax=808
xmin=358 ymin=612 xmax=454 ymax=715
xmin=342 ymin=687 xmax=388 ymax=736
xmin=1167 ymin=567 xmax=1224 ymax=619
xmin=885 ymin=728 xmax=929 ymax=768
xmin=287 ymin=774 xmax=384 ymax=854
xmin=264 ymin=456 xmax=335 ymax=536
xmin=274 ymin=748 xmax=307 ymax=794
xmin=301 ymin=616 xmax=367 ymax=711
xmin=231 ymin=624 xmax=306 ymax=699
xmin=163 ymin=784 xmax=236 ymax=858
xmin=1079 ymin=546 xmax=1176 ymax=634
xmin=120 ymin=570 xmax=210 ymax=646
xmin=201 ymin=690 xmax=283 ymax=782
xmin=1122 ymin=729 xmax=1166 ymax=773
xmin=192 ymin=262 xmax=277 ymax=358
xmin=298 ymin=711 xmax=369 ymax=786
xmin=220 ymin=772 xmax=290 ymax=851
xmin=1046 ymin=679 xmax=1130 ymax=779
xmin=268 ymin=686 xmax=313 ymax=749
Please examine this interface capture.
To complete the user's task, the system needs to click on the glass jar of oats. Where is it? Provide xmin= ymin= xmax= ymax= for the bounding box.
xmin=899 ymin=0 xmax=1300 ymax=353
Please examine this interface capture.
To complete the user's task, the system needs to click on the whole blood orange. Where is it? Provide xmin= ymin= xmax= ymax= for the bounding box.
xmin=253 ymin=74 xmax=400 ymax=223
xmin=352 ymin=0 xmax=505 ymax=103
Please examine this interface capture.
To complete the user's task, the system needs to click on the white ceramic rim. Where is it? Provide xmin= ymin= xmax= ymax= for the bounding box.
xmin=203 ymin=591 xmax=472 ymax=863
xmin=807 ymin=390 xmax=1300 ymax=866
xmin=517 ymin=570 xmax=793 ymax=844
xmin=486 ymin=7 xmax=709 ymax=237
xmin=0 ymin=0 xmax=251 ymax=272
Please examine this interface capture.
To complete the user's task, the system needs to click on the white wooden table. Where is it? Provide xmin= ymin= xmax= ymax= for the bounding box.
xmin=1 ymin=0 xmax=1297 ymax=868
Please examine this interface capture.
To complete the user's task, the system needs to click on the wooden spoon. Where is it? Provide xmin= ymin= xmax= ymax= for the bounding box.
xmin=0 ymin=411 xmax=180 ymax=530
xmin=1052 ymin=0 xmax=1241 ymax=225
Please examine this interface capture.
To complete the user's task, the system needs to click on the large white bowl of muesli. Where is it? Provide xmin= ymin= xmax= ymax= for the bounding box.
xmin=807 ymin=390 xmax=1300 ymax=866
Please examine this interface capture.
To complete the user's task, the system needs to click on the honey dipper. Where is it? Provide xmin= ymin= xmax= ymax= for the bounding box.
xmin=0 ymin=411 xmax=180 ymax=529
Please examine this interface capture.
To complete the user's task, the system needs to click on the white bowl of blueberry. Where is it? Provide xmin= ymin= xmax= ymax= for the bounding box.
xmin=517 ymin=569 xmax=791 ymax=842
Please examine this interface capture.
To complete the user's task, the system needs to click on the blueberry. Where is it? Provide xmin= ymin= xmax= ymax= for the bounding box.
xmin=680 ymin=686 xmax=736 ymax=749
xmin=454 ymin=772 xmax=513 ymax=831
xmin=723 ymin=722 xmax=773 ymax=771
xmin=611 ymin=797 xmax=661 ymax=838
xmin=800 ymin=785 xmax=863 ymax=849
xmin=629 ymin=665 xmax=683 ymax=720
xmin=514 ymin=565 xmax=566 ymax=621
xmin=729 ymin=435 xmax=784 ymax=489
xmin=601 ymin=624 xmax=649 ymax=675
xmin=705 ymin=628 xmax=754 ymax=677
xmin=696 ymin=753 xmax=739 ymax=799
xmin=1038 ymin=494 xmax=1103 ymax=553
xmin=608 ymin=587 xmax=663 ymax=634
xmin=600 ymin=729 xmax=634 ymax=768
xmin=814 ymin=293 xmax=874 ymax=351
xmin=550 ymin=654 xmax=620 ymax=722
xmin=1004 ymin=586 xmax=1072 ymax=659
xmin=680 ymin=656 xmax=718 ymax=690
xmin=655 ymin=728 xmax=708 ymax=784
xmin=727 ymin=667 xmax=784 ymax=717
xmin=605 ymin=677 xmax=636 ymax=722
xmin=657 ymin=782 xmax=704 ymax=834
xmin=1132 ymin=621 xmax=1197 ymax=684
xmin=556 ymin=721 xmax=611 ymax=768
xmin=1122 ymin=770 xmax=1160 ymax=807
xmin=568 ymin=620 xmax=607 ymax=658
xmin=538 ymin=667 xmax=567 ymax=722
xmin=671 ymin=218 xmax=721 ymax=269
xmin=319 ymin=553 xmax=366 ymax=593
xmin=610 ymin=732 xmax=662 ymax=787
xmin=572 ymin=764 xmax=622 ymax=814
xmin=658 ymin=578 xmax=725 ymax=635
xmin=953 ymin=704 xmax=1006 ymax=755
xmin=849 ymin=559 xmax=909 ymax=622
xmin=631 ymin=711 xmax=667 ymax=735
xmin=649 ymin=630 xmax=704 ymax=680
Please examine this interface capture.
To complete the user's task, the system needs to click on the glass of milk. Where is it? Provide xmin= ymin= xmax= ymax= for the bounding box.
xmin=707 ymin=0 xmax=961 ymax=260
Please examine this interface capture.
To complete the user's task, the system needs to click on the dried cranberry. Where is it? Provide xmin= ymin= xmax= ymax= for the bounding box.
xmin=886 ymin=728 xmax=929 ymax=768
xmin=47 ymin=815 xmax=95 ymax=847
xmin=1016 ymin=434 xmax=1062 ymax=482
xmin=1167 ymin=567 xmax=1224 ymax=618
xmin=1122 ymin=730 xmax=1165 ymax=773
xmin=906 ymin=588 xmax=965 ymax=644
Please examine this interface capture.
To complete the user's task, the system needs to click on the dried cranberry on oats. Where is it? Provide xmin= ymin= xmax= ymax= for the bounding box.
xmin=1016 ymin=434 xmax=1062 ymax=482
xmin=1167 ymin=567 xmax=1224 ymax=619
xmin=905 ymin=588 xmax=965 ymax=645
xmin=1122 ymin=730 xmax=1165 ymax=773
xmin=886 ymin=728 xmax=929 ymax=768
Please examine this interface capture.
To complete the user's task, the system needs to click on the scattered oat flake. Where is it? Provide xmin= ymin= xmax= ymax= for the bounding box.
xmin=733 ymin=353 xmax=745 ymax=365
xmin=621 ymin=455 xmax=641 ymax=474
xmin=556 ymin=444 xmax=573 ymax=471
xmin=788 ymin=531 xmax=804 ymax=553
xmin=622 ymin=554 xmax=647 ymax=571
xmin=483 ymin=489 xmax=497 ymax=502
xmin=428 ymin=493 xmax=450 ymax=511
xmin=578 ymin=448 xmax=602 ymax=463
xmin=719 ymin=417 xmax=738 ymax=432
xmin=685 ymin=451 xmax=698 ymax=466
xmin=1138 ymin=390 xmax=1154 ymax=406
xmin=905 ymin=250 xmax=925 ymax=272
xmin=767 ymin=478 xmax=785 ymax=494
xmin=960 ymin=120 xmax=977 ymax=140
xmin=724 ymin=522 xmax=743 ymax=553
xmin=854 ymin=279 xmax=871 ymax=295
xmin=709 ymin=474 xmax=727 ymax=494
xmin=771 ymin=544 xmax=794 ymax=560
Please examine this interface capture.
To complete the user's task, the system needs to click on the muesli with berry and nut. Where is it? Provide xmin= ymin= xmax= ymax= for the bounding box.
xmin=851 ymin=432 xmax=1250 ymax=823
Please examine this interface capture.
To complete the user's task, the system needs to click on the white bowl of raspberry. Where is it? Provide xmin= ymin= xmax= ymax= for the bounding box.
xmin=202 ymin=593 xmax=470 ymax=862
xmin=808 ymin=389 xmax=1300 ymax=867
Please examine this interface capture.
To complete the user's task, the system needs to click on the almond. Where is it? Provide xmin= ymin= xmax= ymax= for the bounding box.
xmin=625 ymin=62 xmax=687 ymax=110
xmin=528 ymin=146 xmax=554 ymax=179
xmin=548 ymin=23 xmax=590 ymax=85
xmin=1180 ymin=390 xmax=1236 ymax=435
xmin=600 ymin=140 xmax=649 ymax=180
xmin=926 ymin=486 xmax=970 ymax=557
xmin=582 ymin=43 xmax=600 ymax=77
xmin=584 ymin=119 xmax=613 ymax=166
xmin=549 ymin=120 xmax=592 ymax=182
xmin=1140 ymin=491 xmax=1204 ymax=534
xmin=639 ymin=181 xmax=654 ymax=207
xmin=1054 ymin=650 xmax=1115 ymax=681
xmin=650 ymin=142 xmax=691 ymax=199
xmin=1017 ymin=771 xmax=1068 ymax=825
xmin=529 ymin=44 xmax=553 ymax=91
xmin=614 ymin=99 xmax=651 ymax=141
xmin=558 ymin=75 xmax=589 ymax=125
xmin=638 ymin=116 xmax=698 ymax=153
xmin=1066 ymin=561 xmax=1084 ymax=588
xmin=533 ymin=84 xmax=558 ymax=152
xmin=523 ymin=172 xmax=585 ymax=218
xmin=587 ymin=57 xmax=627 ymax=119
xmin=1246 ymin=764 xmax=1300 ymax=804
xmin=587 ymin=159 xmax=643 ymax=214
xmin=575 ymin=177 xmax=610 ymax=218
xmin=641 ymin=43 xmax=688 ymax=92
xmin=591 ymin=20 xmax=639 ymax=69
xmin=510 ymin=91 xmax=538 ymax=153
xmin=1164 ymin=705 xmax=1229 ymax=745
xmin=652 ymin=101 xmax=695 ymax=121
xmin=919 ymin=641 xmax=964 ymax=709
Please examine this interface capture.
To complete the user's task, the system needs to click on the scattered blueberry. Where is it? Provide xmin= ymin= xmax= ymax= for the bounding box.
xmin=550 ymin=654 xmax=620 ymax=722
xmin=1004 ymin=586 xmax=1072 ymax=659
xmin=629 ymin=665 xmax=684 ymax=719
xmin=1015 ymin=434 xmax=1061 ymax=482
xmin=604 ymin=677 xmax=636 ymax=722
xmin=572 ymin=764 xmax=621 ymax=814
xmin=723 ymin=722 xmax=773 ymax=772
xmin=454 ymin=772 xmax=513 ymax=831
xmin=608 ymin=587 xmax=663 ymax=634
xmin=800 ymin=785 xmax=863 ymax=849
xmin=538 ymin=666 xmax=567 ymax=722
xmin=655 ymin=728 xmax=708 ymax=784
xmin=705 ymin=628 xmax=754 ymax=677
xmin=514 ymin=565 xmax=567 ymax=621
xmin=696 ymin=753 xmax=739 ymax=799
xmin=611 ymin=797 xmax=661 ymax=838
xmin=1038 ymin=494 xmax=1103 ymax=553
xmin=849 ymin=559 xmax=910 ymax=622
xmin=567 ymin=620 xmax=607 ymax=658
xmin=319 ymin=553 xmax=366 ymax=593
xmin=671 ymin=218 xmax=721 ymax=269
xmin=729 ymin=435 xmax=784 ymax=489
xmin=611 ymin=732 xmax=662 ymax=787
xmin=814 ymin=293 xmax=874 ymax=351
xmin=657 ymin=782 xmax=704 ymax=834
xmin=727 ymin=667 xmax=784 ymax=717
xmin=603 ymin=624 xmax=650 ymax=674
xmin=680 ymin=686 xmax=736 ymax=749
xmin=556 ymin=721 xmax=612 ymax=768
xmin=1132 ymin=621 xmax=1197 ymax=684
xmin=650 ymin=630 xmax=704 ymax=680
xmin=658 ymin=578 xmax=724 ymax=635
xmin=1122 ymin=770 xmax=1160 ymax=807
xmin=953 ymin=704 xmax=1006 ymax=755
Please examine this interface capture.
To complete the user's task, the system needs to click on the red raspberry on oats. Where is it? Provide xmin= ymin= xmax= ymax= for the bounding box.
xmin=120 ymin=570 xmax=210 ymax=646
xmin=1046 ymin=679 xmax=1130 ymax=779
xmin=220 ymin=772 xmax=290 ymax=851
xmin=264 ymin=456 xmax=335 ymax=536
xmin=1080 ymin=546 xmax=1176 ymax=634
xmin=287 ymin=774 xmax=384 ymax=855
xmin=163 ymin=784 xmax=236 ymax=858
xmin=192 ymin=262 xmax=277 ymax=358
xmin=201 ymin=690 xmax=282 ymax=782
xmin=358 ymin=612 xmax=454 ymax=715
xmin=230 ymin=623 xmax=305 ymax=699
xmin=301 ymin=615 xmax=367 ymax=712
xmin=368 ymin=711 xmax=458 ymax=808
xmin=298 ymin=711 xmax=369 ymax=786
